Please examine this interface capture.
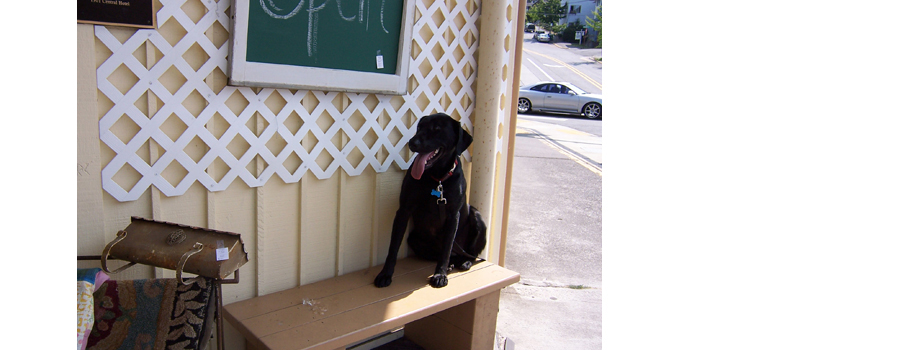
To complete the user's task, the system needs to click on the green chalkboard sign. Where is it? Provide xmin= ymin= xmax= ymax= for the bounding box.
xmin=229 ymin=0 xmax=415 ymax=95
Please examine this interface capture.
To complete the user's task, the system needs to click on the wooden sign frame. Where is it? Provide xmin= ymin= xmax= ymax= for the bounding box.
xmin=77 ymin=0 xmax=156 ymax=29
xmin=228 ymin=0 xmax=416 ymax=95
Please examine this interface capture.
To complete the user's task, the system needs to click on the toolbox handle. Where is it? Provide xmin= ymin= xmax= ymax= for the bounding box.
xmin=100 ymin=230 xmax=137 ymax=274
xmin=176 ymin=242 xmax=204 ymax=285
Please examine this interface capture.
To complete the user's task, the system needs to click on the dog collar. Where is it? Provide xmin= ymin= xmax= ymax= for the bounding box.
xmin=430 ymin=159 xmax=457 ymax=208
xmin=430 ymin=158 xmax=458 ymax=183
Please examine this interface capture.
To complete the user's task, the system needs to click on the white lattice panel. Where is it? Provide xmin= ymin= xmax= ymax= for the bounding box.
xmin=96 ymin=0 xmax=500 ymax=202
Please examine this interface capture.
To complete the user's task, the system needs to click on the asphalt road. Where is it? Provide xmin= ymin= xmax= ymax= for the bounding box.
xmin=519 ymin=36 xmax=602 ymax=94
xmin=494 ymin=39 xmax=604 ymax=350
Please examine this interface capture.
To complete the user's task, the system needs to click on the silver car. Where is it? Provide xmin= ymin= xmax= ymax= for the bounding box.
xmin=518 ymin=82 xmax=602 ymax=119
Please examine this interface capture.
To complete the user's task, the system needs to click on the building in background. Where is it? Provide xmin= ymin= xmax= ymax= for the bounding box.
xmin=563 ymin=0 xmax=601 ymax=46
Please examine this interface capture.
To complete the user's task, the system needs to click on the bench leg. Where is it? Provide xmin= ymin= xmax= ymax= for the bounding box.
xmin=404 ymin=290 xmax=501 ymax=350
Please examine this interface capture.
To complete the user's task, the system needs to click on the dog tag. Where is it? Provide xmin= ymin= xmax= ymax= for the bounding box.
xmin=431 ymin=189 xmax=442 ymax=197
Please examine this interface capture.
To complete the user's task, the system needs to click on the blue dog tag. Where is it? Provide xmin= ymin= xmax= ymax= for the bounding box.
xmin=431 ymin=189 xmax=442 ymax=197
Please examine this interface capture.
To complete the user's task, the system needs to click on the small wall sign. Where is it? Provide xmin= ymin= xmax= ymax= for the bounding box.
xmin=77 ymin=0 xmax=156 ymax=29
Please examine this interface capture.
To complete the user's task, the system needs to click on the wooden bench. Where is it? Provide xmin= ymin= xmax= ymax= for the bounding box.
xmin=222 ymin=257 xmax=520 ymax=350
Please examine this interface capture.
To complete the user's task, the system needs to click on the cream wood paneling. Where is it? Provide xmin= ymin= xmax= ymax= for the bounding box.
xmin=211 ymin=178 xmax=259 ymax=302
xmin=299 ymin=171 xmax=340 ymax=285
xmin=256 ymin=176 xmax=302 ymax=295
xmin=338 ymin=171 xmax=377 ymax=274
xmin=373 ymin=168 xmax=407 ymax=265
xmin=78 ymin=24 xmax=107 ymax=256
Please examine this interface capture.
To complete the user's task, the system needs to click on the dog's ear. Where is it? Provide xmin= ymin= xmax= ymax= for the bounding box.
xmin=457 ymin=121 xmax=473 ymax=154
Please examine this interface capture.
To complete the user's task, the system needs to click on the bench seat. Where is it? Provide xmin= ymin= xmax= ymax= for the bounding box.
xmin=222 ymin=257 xmax=520 ymax=350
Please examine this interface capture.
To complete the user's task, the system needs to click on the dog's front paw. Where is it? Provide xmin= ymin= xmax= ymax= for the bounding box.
xmin=374 ymin=272 xmax=393 ymax=288
xmin=429 ymin=274 xmax=449 ymax=288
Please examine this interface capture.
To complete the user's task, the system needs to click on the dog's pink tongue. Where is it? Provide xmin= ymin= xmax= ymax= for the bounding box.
xmin=411 ymin=151 xmax=435 ymax=180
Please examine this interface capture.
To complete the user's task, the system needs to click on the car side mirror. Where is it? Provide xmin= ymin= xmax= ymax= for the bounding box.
xmin=567 ymin=90 xmax=576 ymax=95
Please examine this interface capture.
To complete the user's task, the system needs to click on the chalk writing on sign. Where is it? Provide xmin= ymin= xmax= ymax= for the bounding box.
xmin=259 ymin=0 xmax=392 ymax=57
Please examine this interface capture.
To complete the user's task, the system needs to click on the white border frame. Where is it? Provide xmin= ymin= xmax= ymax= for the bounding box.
xmin=228 ymin=0 xmax=415 ymax=95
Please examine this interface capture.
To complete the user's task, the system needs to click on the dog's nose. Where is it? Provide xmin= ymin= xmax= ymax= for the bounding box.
xmin=409 ymin=137 xmax=420 ymax=149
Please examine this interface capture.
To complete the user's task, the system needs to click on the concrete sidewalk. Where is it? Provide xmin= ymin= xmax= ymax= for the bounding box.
xmin=516 ymin=118 xmax=603 ymax=172
xmin=551 ymin=42 xmax=602 ymax=62
xmin=494 ymin=117 xmax=603 ymax=349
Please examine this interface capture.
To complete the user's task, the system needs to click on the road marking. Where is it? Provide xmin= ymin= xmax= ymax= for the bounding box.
xmin=526 ymin=57 xmax=554 ymax=81
xmin=518 ymin=126 xmax=602 ymax=177
xmin=524 ymin=48 xmax=602 ymax=91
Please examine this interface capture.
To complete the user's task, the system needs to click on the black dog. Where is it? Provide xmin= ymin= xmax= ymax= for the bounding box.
xmin=374 ymin=113 xmax=487 ymax=288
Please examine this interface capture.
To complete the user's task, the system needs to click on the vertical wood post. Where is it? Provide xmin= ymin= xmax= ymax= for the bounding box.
xmin=496 ymin=0 xmax=527 ymax=268
xmin=470 ymin=0 xmax=510 ymax=261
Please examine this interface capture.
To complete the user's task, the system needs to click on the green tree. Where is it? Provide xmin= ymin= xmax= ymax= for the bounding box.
xmin=550 ymin=23 xmax=567 ymax=36
xmin=527 ymin=0 xmax=567 ymax=28
xmin=586 ymin=5 xmax=602 ymax=48
xmin=525 ymin=9 xmax=537 ymax=25
xmin=561 ymin=20 xmax=585 ymax=43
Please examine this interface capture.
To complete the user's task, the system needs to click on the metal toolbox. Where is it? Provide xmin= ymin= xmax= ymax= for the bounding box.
xmin=101 ymin=216 xmax=248 ymax=282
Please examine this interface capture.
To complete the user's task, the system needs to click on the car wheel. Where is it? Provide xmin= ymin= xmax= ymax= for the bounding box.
xmin=582 ymin=102 xmax=601 ymax=119
xmin=518 ymin=98 xmax=532 ymax=114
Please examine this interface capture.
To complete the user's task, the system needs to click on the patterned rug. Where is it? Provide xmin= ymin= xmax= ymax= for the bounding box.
xmin=86 ymin=277 xmax=215 ymax=350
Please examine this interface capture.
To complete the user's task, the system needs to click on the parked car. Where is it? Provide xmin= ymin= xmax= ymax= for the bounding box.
xmin=518 ymin=82 xmax=602 ymax=119
xmin=525 ymin=23 xmax=536 ymax=32
xmin=535 ymin=32 xmax=552 ymax=42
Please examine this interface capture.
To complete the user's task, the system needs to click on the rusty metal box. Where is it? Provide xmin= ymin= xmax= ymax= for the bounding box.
xmin=102 ymin=216 xmax=248 ymax=281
